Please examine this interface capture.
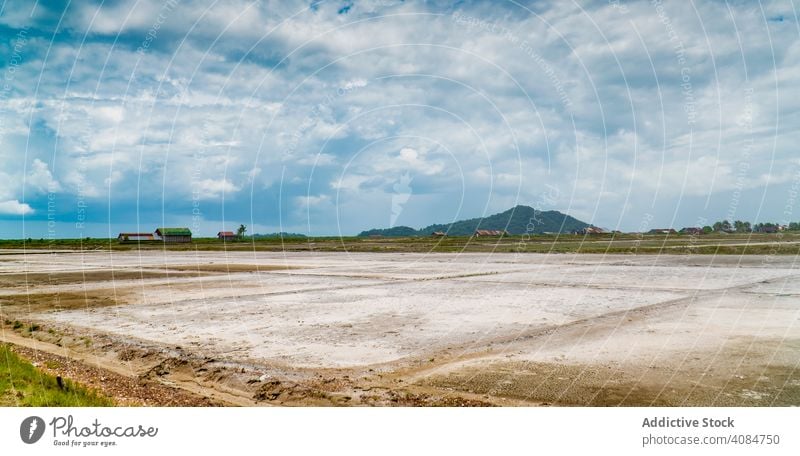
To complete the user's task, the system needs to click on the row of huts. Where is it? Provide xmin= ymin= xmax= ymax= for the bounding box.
xmin=573 ymin=226 xmax=785 ymax=235
xmin=433 ymin=226 xmax=787 ymax=237
xmin=117 ymin=228 xmax=239 ymax=243
xmin=117 ymin=228 xmax=193 ymax=243
xmin=428 ymin=229 xmax=509 ymax=238
xmin=575 ymin=227 xmax=691 ymax=235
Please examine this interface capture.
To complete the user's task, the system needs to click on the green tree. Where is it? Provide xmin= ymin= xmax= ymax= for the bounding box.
xmin=236 ymin=224 xmax=247 ymax=239
xmin=712 ymin=220 xmax=733 ymax=232
xmin=702 ymin=226 xmax=713 ymax=234
xmin=733 ymin=220 xmax=751 ymax=233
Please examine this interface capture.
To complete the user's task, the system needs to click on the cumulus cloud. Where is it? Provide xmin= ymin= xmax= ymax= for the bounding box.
xmin=0 ymin=0 xmax=798 ymax=234
xmin=0 ymin=200 xmax=34 ymax=215
xmin=26 ymin=159 xmax=62 ymax=193
xmin=196 ymin=178 xmax=240 ymax=199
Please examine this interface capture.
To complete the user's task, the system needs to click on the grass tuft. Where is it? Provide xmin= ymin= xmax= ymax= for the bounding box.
xmin=0 ymin=344 xmax=113 ymax=406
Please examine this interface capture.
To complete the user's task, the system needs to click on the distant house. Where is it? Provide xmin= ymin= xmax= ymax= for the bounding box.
xmin=756 ymin=225 xmax=779 ymax=233
xmin=117 ymin=232 xmax=154 ymax=243
xmin=474 ymin=229 xmax=507 ymax=237
xmin=431 ymin=231 xmax=447 ymax=237
xmin=575 ymin=226 xmax=605 ymax=235
xmin=217 ymin=231 xmax=236 ymax=241
xmin=680 ymin=227 xmax=703 ymax=235
xmin=155 ymin=227 xmax=192 ymax=243
xmin=647 ymin=228 xmax=677 ymax=235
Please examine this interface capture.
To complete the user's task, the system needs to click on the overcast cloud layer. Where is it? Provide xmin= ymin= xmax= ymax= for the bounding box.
xmin=1 ymin=0 xmax=798 ymax=238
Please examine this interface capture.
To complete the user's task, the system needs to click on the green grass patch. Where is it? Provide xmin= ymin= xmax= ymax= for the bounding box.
xmin=2 ymin=232 xmax=800 ymax=254
xmin=0 ymin=344 xmax=113 ymax=406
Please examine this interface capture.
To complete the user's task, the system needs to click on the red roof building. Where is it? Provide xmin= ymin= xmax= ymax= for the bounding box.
xmin=575 ymin=226 xmax=605 ymax=235
xmin=474 ymin=229 xmax=507 ymax=237
xmin=647 ymin=228 xmax=677 ymax=235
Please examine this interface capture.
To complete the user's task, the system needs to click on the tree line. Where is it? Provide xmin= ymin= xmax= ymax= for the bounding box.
xmin=700 ymin=220 xmax=800 ymax=233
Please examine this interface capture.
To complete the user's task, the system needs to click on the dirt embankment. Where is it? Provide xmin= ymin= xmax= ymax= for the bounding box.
xmin=0 ymin=321 xmax=497 ymax=406
xmin=1 ymin=334 xmax=221 ymax=406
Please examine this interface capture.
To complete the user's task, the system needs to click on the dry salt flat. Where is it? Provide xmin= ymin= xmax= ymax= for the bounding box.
xmin=4 ymin=250 xmax=799 ymax=405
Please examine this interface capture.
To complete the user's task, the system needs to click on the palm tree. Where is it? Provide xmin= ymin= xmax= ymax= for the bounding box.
xmin=236 ymin=224 xmax=247 ymax=240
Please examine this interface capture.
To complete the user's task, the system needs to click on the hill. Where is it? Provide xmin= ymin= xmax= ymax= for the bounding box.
xmin=358 ymin=205 xmax=591 ymax=237
xmin=358 ymin=226 xmax=418 ymax=237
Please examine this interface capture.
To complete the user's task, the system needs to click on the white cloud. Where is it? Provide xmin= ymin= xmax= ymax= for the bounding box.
xmin=294 ymin=194 xmax=330 ymax=209
xmin=196 ymin=179 xmax=240 ymax=199
xmin=26 ymin=159 xmax=62 ymax=193
xmin=0 ymin=200 xmax=34 ymax=215
xmin=105 ymin=170 xmax=124 ymax=187
xmin=3 ymin=0 xmax=800 ymax=235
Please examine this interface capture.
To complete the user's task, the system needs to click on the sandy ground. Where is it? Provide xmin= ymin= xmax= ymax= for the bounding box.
xmin=1 ymin=250 xmax=798 ymax=406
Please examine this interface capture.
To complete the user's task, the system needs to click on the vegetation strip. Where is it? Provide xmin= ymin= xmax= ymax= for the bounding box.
xmin=0 ymin=343 xmax=112 ymax=406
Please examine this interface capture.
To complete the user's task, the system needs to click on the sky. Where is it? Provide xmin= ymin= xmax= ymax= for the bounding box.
xmin=0 ymin=0 xmax=799 ymax=238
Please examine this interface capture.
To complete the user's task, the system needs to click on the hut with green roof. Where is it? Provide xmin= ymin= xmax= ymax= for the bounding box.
xmin=155 ymin=227 xmax=192 ymax=243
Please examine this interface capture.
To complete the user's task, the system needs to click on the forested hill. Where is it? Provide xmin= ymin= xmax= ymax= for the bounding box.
xmin=358 ymin=205 xmax=591 ymax=237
